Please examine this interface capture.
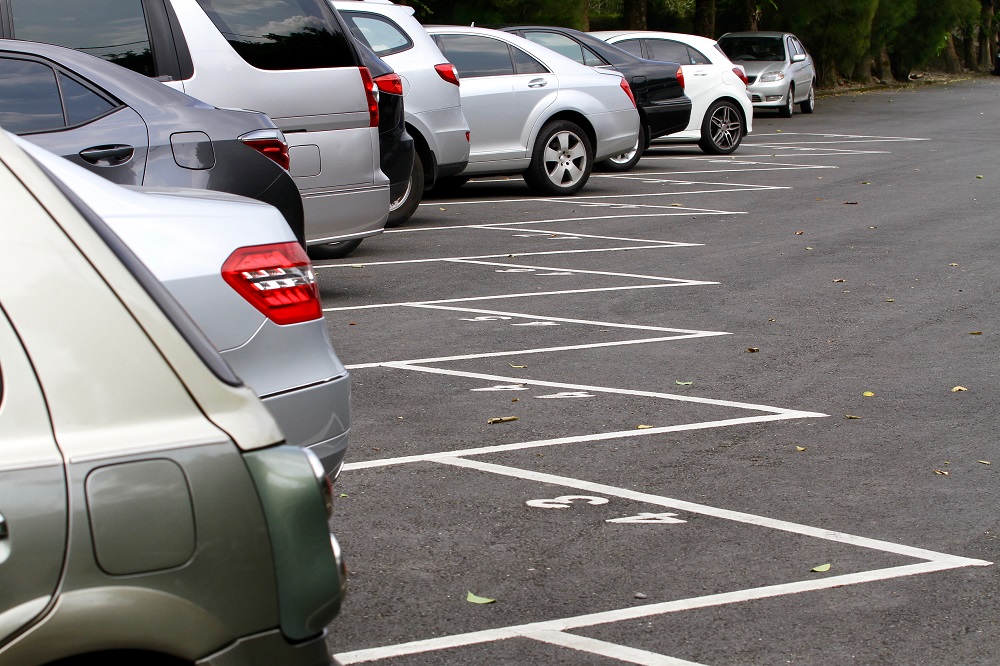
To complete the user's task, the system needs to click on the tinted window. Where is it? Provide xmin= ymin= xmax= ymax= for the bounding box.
xmin=615 ymin=39 xmax=643 ymax=58
xmin=648 ymin=40 xmax=691 ymax=64
xmin=688 ymin=47 xmax=710 ymax=65
xmin=435 ymin=35 xmax=514 ymax=78
xmin=10 ymin=0 xmax=156 ymax=77
xmin=0 ymin=58 xmax=64 ymax=134
xmin=582 ymin=46 xmax=607 ymax=67
xmin=195 ymin=0 xmax=356 ymax=70
xmin=59 ymin=74 xmax=117 ymax=126
xmin=512 ymin=48 xmax=548 ymax=75
xmin=718 ymin=36 xmax=785 ymax=62
xmin=524 ymin=32 xmax=584 ymax=64
xmin=341 ymin=12 xmax=412 ymax=57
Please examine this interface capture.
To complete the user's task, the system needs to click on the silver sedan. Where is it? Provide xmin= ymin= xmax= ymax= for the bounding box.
xmin=717 ymin=31 xmax=816 ymax=117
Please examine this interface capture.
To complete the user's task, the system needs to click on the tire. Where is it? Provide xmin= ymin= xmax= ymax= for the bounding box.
xmin=307 ymin=238 xmax=363 ymax=260
xmin=698 ymin=100 xmax=745 ymax=155
xmin=799 ymin=83 xmax=815 ymax=114
xmin=778 ymin=85 xmax=794 ymax=118
xmin=523 ymin=120 xmax=593 ymax=196
xmin=428 ymin=175 xmax=468 ymax=196
xmin=596 ymin=124 xmax=645 ymax=172
xmin=385 ymin=152 xmax=424 ymax=227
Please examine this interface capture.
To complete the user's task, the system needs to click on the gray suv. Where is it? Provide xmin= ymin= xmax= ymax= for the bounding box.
xmin=0 ymin=0 xmax=390 ymax=258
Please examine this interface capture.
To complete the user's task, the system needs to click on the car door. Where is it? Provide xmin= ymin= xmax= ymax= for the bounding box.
xmin=0 ymin=54 xmax=149 ymax=185
xmin=0 ymin=170 xmax=68 ymax=644
xmin=646 ymin=38 xmax=714 ymax=132
xmin=789 ymin=36 xmax=812 ymax=91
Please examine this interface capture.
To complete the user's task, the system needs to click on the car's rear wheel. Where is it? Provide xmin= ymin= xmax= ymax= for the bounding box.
xmin=308 ymin=238 xmax=363 ymax=260
xmin=523 ymin=120 xmax=593 ymax=196
xmin=800 ymin=83 xmax=816 ymax=114
xmin=385 ymin=153 xmax=424 ymax=227
xmin=596 ymin=124 xmax=645 ymax=172
xmin=779 ymin=85 xmax=795 ymax=117
xmin=698 ymin=100 xmax=745 ymax=154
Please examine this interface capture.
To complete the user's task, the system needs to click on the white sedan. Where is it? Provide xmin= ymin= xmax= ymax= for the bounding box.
xmin=590 ymin=30 xmax=753 ymax=154
xmin=425 ymin=25 xmax=640 ymax=195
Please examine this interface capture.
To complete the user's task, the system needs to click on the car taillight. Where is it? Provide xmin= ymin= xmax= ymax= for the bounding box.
xmin=374 ymin=72 xmax=403 ymax=96
xmin=435 ymin=63 xmax=460 ymax=86
xmin=238 ymin=129 xmax=290 ymax=171
xmin=733 ymin=66 xmax=748 ymax=86
xmin=619 ymin=77 xmax=637 ymax=108
xmin=677 ymin=65 xmax=685 ymax=90
xmin=359 ymin=66 xmax=379 ymax=127
xmin=221 ymin=242 xmax=322 ymax=325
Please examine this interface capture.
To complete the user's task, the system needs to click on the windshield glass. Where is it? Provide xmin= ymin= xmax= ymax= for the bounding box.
xmin=718 ymin=36 xmax=785 ymax=62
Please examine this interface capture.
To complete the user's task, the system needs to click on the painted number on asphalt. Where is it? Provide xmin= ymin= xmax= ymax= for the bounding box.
xmin=526 ymin=496 xmax=609 ymax=509
xmin=460 ymin=316 xmax=513 ymax=321
xmin=606 ymin=513 xmax=687 ymax=524
xmin=535 ymin=392 xmax=594 ymax=399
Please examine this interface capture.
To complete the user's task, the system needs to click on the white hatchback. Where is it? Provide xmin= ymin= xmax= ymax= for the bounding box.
xmin=591 ymin=30 xmax=754 ymax=154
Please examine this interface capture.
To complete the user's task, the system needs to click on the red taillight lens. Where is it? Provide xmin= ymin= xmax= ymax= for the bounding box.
xmin=374 ymin=72 xmax=403 ymax=96
xmin=239 ymin=129 xmax=290 ymax=171
xmin=359 ymin=66 xmax=379 ymax=127
xmin=676 ymin=65 xmax=685 ymax=90
xmin=733 ymin=66 xmax=748 ymax=86
xmin=435 ymin=63 xmax=460 ymax=86
xmin=619 ymin=77 xmax=637 ymax=108
xmin=222 ymin=242 xmax=322 ymax=325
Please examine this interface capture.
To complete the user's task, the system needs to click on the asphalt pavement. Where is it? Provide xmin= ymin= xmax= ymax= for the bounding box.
xmin=317 ymin=77 xmax=1000 ymax=665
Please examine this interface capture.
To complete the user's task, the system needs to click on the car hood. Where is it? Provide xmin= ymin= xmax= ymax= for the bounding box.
xmin=737 ymin=60 xmax=786 ymax=77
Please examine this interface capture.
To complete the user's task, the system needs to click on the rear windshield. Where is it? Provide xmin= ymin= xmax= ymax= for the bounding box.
xmin=195 ymin=0 xmax=357 ymax=70
xmin=718 ymin=36 xmax=786 ymax=62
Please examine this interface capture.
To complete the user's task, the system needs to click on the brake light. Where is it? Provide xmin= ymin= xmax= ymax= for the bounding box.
xmin=435 ymin=63 xmax=460 ymax=86
xmin=619 ymin=77 xmax=636 ymax=108
xmin=238 ymin=129 xmax=290 ymax=171
xmin=374 ymin=72 xmax=403 ymax=96
xmin=359 ymin=66 xmax=379 ymax=127
xmin=733 ymin=66 xmax=748 ymax=86
xmin=221 ymin=242 xmax=322 ymax=325
xmin=676 ymin=65 xmax=685 ymax=90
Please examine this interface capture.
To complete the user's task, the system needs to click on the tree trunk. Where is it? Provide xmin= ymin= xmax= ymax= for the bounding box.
xmin=623 ymin=0 xmax=646 ymax=30
xmin=873 ymin=46 xmax=892 ymax=83
xmin=694 ymin=0 xmax=715 ymax=38
xmin=961 ymin=21 xmax=976 ymax=70
xmin=943 ymin=33 xmax=963 ymax=73
xmin=741 ymin=0 xmax=761 ymax=30
xmin=980 ymin=0 xmax=996 ymax=70
xmin=851 ymin=57 xmax=875 ymax=83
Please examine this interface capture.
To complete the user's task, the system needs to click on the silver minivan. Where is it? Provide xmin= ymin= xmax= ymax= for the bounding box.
xmin=1 ymin=0 xmax=389 ymax=257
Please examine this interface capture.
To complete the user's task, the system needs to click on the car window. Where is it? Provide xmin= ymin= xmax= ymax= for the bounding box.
xmin=340 ymin=12 xmax=412 ymax=57
xmin=58 ymin=73 xmax=118 ymax=127
xmin=512 ymin=47 xmax=549 ymax=75
xmin=614 ymin=39 xmax=643 ymax=58
xmin=648 ymin=39 xmax=691 ymax=64
xmin=581 ymin=45 xmax=608 ymax=67
xmin=434 ymin=34 xmax=514 ymax=78
xmin=688 ymin=46 xmax=710 ymax=65
xmin=718 ymin=36 xmax=785 ymax=62
xmin=194 ymin=0 xmax=356 ymax=70
xmin=791 ymin=37 xmax=806 ymax=56
xmin=523 ymin=32 xmax=584 ymax=64
xmin=0 ymin=58 xmax=64 ymax=134
xmin=9 ymin=0 xmax=157 ymax=77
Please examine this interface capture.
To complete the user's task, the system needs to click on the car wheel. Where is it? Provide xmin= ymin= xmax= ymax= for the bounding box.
xmin=779 ymin=85 xmax=794 ymax=118
xmin=596 ymin=124 xmax=645 ymax=172
xmin=698 ymin=100 xmax=745 ymax=155
xmin=429 ymin=175 xmax=468 ymax=196
xmin=523 ymin=120 xmax=593 ymax=196
xmin=800 ymin=83 xmax=815 ymax=114
xmin=385 ymin=153 xmax=424 ymax=227
xmin=307 ymin=238 xmax=363 ymax=260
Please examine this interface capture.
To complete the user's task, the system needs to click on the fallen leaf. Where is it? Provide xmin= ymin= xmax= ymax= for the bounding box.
xmin=636 ymin=424 xmax=654 ymax=429
xmin=349 ymin=322 xmax=357 ymax=326
xmin=796 ymin=446 xmax=807 ymax=452
xmin=487 ymin=416 xmax=519 ymax=424
xmin=775 ymin=129 xmax=782 ymax=133
xmin=815 ymin=198 xmax=823 ymax=201
xmin=869 ymin=226 xmax=877 ymax=229
xmin=746 ymin=347 xmax=760 ymax=353
xmin=863 ymin=391 xmax=875 ymax=397
xmin=439 ymin=207 xmax=447 ymax=211
xmin=885 ymin=298 xmax=895 ymax=302
xmin=978 ymin=460 xmax=991 ymax=465
xmin=862 ymin=181 xmax=871 ymax=184
xmin=351 ymin=265 xmax=365 ymax=268
xmin=844 ymin=201 xmax=858 ymax=205
xmin=511 ymin=398 xmax=520 ymax=402
xmin=833 ymin=279 xmax=846 ymax=283
xmin=969 ymin=331 xmax=982 ymax=335
xmin=675 ymin=380 xmax=693 ymax=386
xmin=509 ymin=363 xmax=527 ymax=368
xmin=933 ymin=470 xmax=950 ymax=475
xmin=670 ymin=203 xmax=683 ymax=207
xmin=794 ymin=230 xmax=804 ymax=235
xmin=951 ymin=386 xmax=968 ymax=392
xmin=340 ymin=494 xmax=349 ymax=498
xmin=806 ymin=247 xmax=814 ymax=250
xmin=467 ymin=591 xmax=496 ymax=604
xmin=634 ymin=592 xmax=648 ymax=599
xmin=976 ymin=175 xmax=984 ymax=179
xmin=811 ymin=563 xmax=831 ymax=572
xmin=846 ymin=414 xmax=861 ymax=419
xmin=949 ymin=263 xmax=959 ymax=267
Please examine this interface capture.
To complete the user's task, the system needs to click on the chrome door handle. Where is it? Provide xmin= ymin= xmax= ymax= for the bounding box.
xmin=528 ymin=78 xmax=548 ymax=88
xmin=79 ymin=144 xmax=135 ymax=166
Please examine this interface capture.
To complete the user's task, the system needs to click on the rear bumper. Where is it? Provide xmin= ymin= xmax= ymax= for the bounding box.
xmin=302 ymin=184 xmax=388 ymax=244
xmin=384 ymin=129 xmax=415 ymax=202
xmin=590 ymin=108 xmax=641 ymax=162
xmin=198 ymin=628 xmax=333 ymax=666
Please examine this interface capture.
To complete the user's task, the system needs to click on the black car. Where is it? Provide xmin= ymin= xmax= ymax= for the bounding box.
xmin=355 ymin=41 xmax=416 ymax=227
xmin=0 ymin=39 xmax=305 ymax=244
xmin=502 ymin=26 xmax=692 ymax=171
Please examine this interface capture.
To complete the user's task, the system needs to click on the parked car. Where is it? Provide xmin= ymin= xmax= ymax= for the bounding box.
xmin=335 ymin=0 xmax=471 ymax=224
xmin=426 ymin=26 xmax=640 ymax=195
xmin=501 ymin=25 xmax=691 ymax=169
xmin=19 ymin=137 xmax=352 ymax=481
xmin=717 ymin=31 xmax=816 ymax=116
xmin=0 ymin=0 xmax=390 ymax=257
xmin=355 ymin=40 xmax=416 ymax=228
xmin=591 ymin=30 xmax=754 ymax=154
xmin=0 ymin=39 xmax=305 ymax=244
xmin=0 ymin=129 xmax=345 ymax=665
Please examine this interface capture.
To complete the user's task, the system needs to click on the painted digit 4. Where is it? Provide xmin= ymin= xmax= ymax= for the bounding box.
xmin=606 ymin=513 xmax=687 ymax=524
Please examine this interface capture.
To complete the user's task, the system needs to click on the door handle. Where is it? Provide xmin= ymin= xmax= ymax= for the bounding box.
xmin=79 ymin=144 xmax=135 ymax=167
xmin=631 ymin=76 xmax=647 ymax=85
xmin=527 ymin=78 xmax=548 ymax=88
xmin=692 ymin=72 xmax=709 ymax=76
xmin=0 ymin=514 xmax=7 ymax=540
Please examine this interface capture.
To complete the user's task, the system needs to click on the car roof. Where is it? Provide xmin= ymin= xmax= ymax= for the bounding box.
xmin=719 ymin=31 xmax=789 ymax=38
xmin=590 ymin=30 xmax=721 ymax=50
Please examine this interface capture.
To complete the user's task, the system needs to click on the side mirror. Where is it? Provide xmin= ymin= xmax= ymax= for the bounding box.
xmin=791 ymin=54 xmax=806 ymax=63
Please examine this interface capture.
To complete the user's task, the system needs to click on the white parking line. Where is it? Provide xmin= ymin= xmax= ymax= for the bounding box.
xmin=525 ymin=630 xmax=706 ymax=665
xmin=408 ymin=304 xmax=716 ymax=332
xmin=446 ymin=258 xmax=699 ymax=282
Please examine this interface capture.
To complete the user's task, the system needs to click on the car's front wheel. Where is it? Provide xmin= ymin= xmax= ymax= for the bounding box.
xmin=385 ymin=153 xmax=424 ymax=227
xmin=596 ymin=124 xmax=645 ymax=172
xmin=779 ymin=85 xmax=795 ymax=117
xmin=523 ymin=120 xmax=593 ymax=196
xmin=800 ymin=83 xmax=816 ymax=114
xmin=698 ymin=100 xmax=745 ymax=154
